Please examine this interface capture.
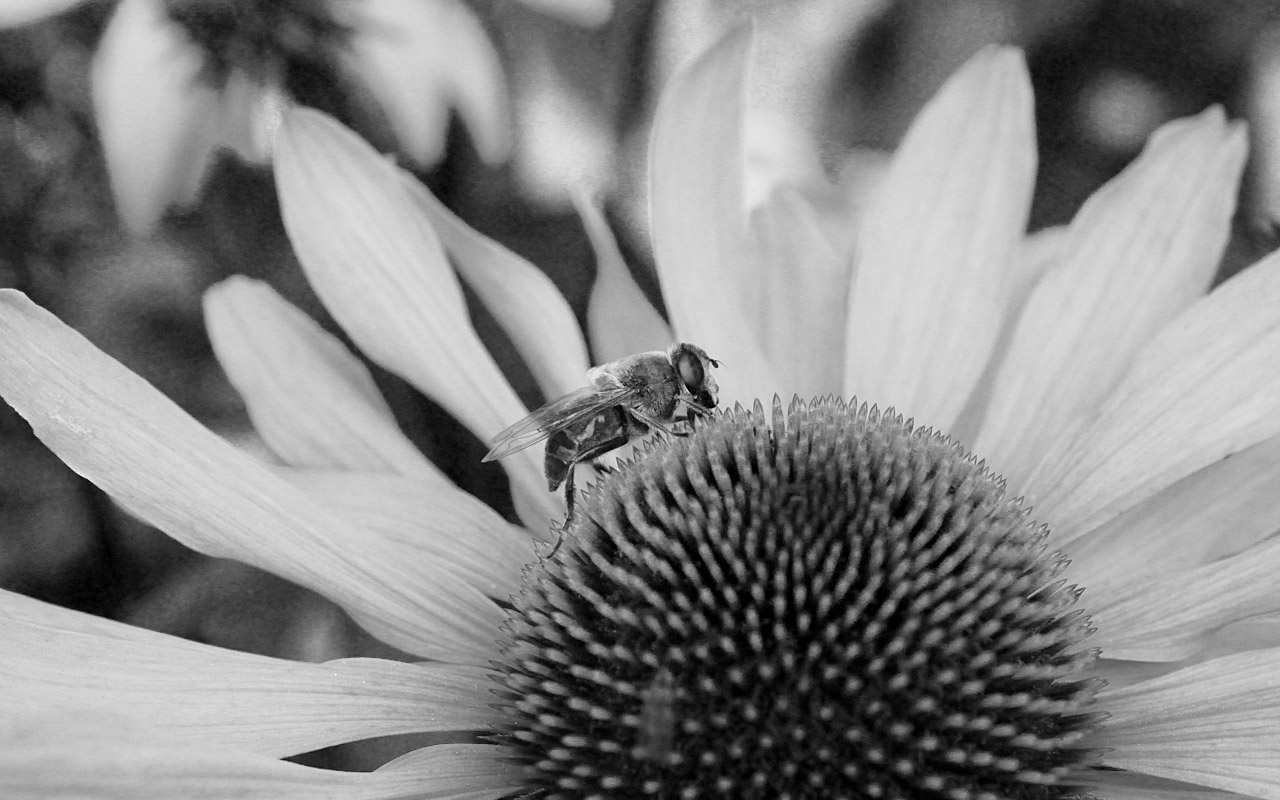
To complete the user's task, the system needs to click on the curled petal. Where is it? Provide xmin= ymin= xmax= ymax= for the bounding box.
xmin=92 ymin=0 xmax=219 ymax=233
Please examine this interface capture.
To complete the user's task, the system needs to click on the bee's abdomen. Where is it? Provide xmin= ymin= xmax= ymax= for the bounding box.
xmin=545 ymin=429 xmax=576 ymax=491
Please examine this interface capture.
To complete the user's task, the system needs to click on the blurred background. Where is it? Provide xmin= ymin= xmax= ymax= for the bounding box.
xmin=3 ymin=0 xmax=1279 ymax=770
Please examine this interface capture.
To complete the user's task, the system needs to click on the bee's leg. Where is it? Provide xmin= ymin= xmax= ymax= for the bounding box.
xmin=543 ymin=525 xmax=566 ymax=559
xmin=626 ymin=407 xmax=686 ymax=440
xmin=562 ymin=465 xmax=577 ymax=524
xmin=535 ymin=521 xmax=566 ymax=560
xmin=534 ymin=467 xmax=575 ymax=560
xmin=675 ymin=397 xmax=712 ymax=431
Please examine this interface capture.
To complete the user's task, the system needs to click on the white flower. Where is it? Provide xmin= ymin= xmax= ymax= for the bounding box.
xmin=1 ymin=24 xmax=1279 ymax=799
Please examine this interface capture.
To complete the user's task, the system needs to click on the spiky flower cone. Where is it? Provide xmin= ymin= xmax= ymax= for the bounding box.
xmin=495 ymin=398 xmax=1103 ymax=800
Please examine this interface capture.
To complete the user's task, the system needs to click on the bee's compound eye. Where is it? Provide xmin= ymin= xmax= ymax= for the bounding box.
xmin=675 ymin=351 xmax=705 ymax=396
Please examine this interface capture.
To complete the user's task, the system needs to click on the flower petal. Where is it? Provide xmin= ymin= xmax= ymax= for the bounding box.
xmin=0 ymin=289 xmax=504 ymax=663
xmin=402 ymin=174 xmax=590 ymax=399
xmin=281 ymin=469 xmax=535 ymax=600
xmin=0 ymin=716 xmax=514 ymax=800
xmin=509 ymin=36 xmax=617 ymax=205
xmin=575 ymin=190 xmax=673 ymax=363
xmin=204 ymin=277 xmax=444 ymax=481
xmin=649 ymin=23 xmax=773 ymax=401
xmin=345 ymin=0 xmax=511 ymax=165
xmin=513 ymin=0 xmax=612 ymax=27
xmin=274 ymin=107 xmax=556 ymax=528
xmin=91 ymin=0 xmax=219 ymax=233
xmin=0 ymin=0 xmax=86 ymax=26
xmin=1087 ymin=533 xmax=1280 ymax=662
xmin=0 ymin=589 xmax=497 ymax=758
xmin=948 ymin=225 xmax=1064 ymax=445
xmin=1098 ymin=648 xmax=1280 ymax=798
xmin=375 ymin=744 xmax=522 ymax=798
xmin=1029 ymin=247 xmax=1280 ymax=546
xmin=1084 ymin=771 xmax=1248 ymax=800
xmin=976 ymin=109 xmax=1246 ymax=487
xmin=1090 ymin=615 xmax=1280 ymax=693
xmin=216 ymin=68 xmax=288 ymax=164
xmin=1067 ymin=433 xmax=1280 ymax=585
xmin=749 ymin=187 xmax=848 ymax=398
xmin=843 ymin=46 xmax=1036 ymax=430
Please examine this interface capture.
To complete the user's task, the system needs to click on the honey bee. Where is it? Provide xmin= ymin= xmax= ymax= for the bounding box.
xmin=483 ymin=343 xmax=720 ymax=520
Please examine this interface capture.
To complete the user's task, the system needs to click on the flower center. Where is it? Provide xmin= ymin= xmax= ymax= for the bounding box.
xmin=493 ymin=398 xmax=1102 ymax=800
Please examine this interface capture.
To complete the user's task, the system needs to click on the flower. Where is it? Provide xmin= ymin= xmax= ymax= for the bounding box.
xmin=1 ymin=0 xmax=554 ymax=233
xmin=4 ymin=22 xmax=1280 ymax=800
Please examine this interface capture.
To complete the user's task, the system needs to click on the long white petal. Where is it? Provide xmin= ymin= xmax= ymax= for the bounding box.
xmin=0 ymin=290 xmax=504 ymax=663
xmin=844 ymin=46 xmax=1036 ymax=431
xmin=977 ymin=109 xmax=1246 ymax=488
xmin=0 ymin=590 xmax=496 ymax=758
xmin=1098 ymin=648 xmax=1280 ymax=798
xmin=281 ymin=469 xmax=535 ymax=600
xmin=948 ymin=225 xmax=1065 ymax=446
xmin=403 ymin=175 xmax=589 ymax=399
xmin=649 ymin=24 xmax=772 ymax=402
xmin=0 ymin=717 xmax=515 ymax=800
xmin=1091 ymin=615 xmax=1280 ymax=693
xmin=91 ymin=0 xmax=219 ymax=233
xmin=1029 ymin=247 xmax=1280 ymax=546
xmin=750 ymin=187 xmax=848 ymax=399
xmin=274 ymin=107 xmax=556 ymax=528
xmin=376 ymin=745 xmax=522 ymax=798
xmin=1067 ymin=433 xmax=1280 ymax=586
xmin=576 ymin=191 xmax=673 ymax=363
xmin=1087 ymin=532 xmax=1280 ymax=661
xmin=205 ymin=277 xmax=444 ymax=481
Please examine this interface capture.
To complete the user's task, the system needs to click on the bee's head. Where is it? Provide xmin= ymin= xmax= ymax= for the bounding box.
xmin=670 ymin=343 xmax=720 ymax=410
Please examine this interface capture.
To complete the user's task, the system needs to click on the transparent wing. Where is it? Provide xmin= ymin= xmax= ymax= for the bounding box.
xmin=482 ymin=383 xmax=636 ymax=462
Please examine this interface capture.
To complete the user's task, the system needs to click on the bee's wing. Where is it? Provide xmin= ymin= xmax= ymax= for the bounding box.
xmin=482 ymin=384 xmax=635 ymax=462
